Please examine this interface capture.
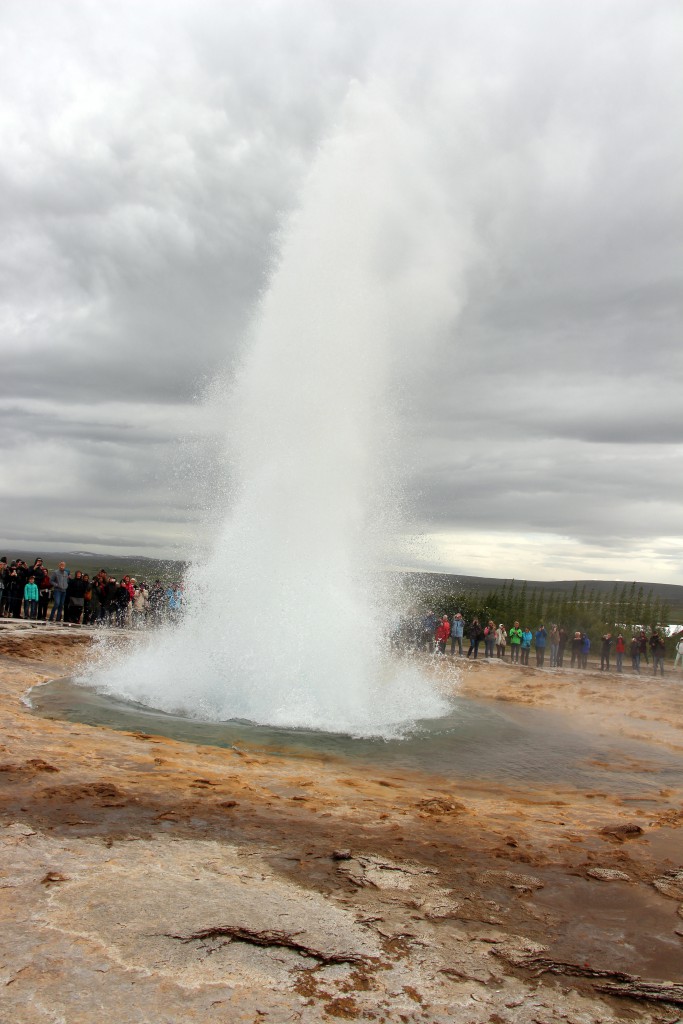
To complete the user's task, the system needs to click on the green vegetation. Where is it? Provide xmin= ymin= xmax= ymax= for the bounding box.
xmin=405 ymin=574 xmax=677 ymax=646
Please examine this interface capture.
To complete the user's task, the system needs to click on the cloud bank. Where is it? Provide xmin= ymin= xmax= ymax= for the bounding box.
xmin=2 ymin=0 xmax=682 ymax=581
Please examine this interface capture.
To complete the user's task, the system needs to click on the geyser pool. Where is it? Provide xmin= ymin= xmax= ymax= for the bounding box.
xmin=29 ymin=676 xmax=682 ymax=797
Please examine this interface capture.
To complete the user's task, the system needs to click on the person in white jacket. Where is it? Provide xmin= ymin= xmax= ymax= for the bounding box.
xmin=495 ymin=624 xmax=507 ymax=659
xmin=675 ymin=637 xmax=683 ymax=670
xmin=132 ymin=585 xmax=149 ymax=629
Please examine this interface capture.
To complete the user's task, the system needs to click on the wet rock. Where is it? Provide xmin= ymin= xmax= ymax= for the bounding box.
xmin=2 ymin=823 xmax=37 ymax=838
xmin=652 ymin=870 xmax=683 ymax=901
xmin=0 ymin=758 xmax=59 ymax=776
xmin=337 ymin=854 xmax=460 ymax=918
xmin=341 ymin=858 xmax=414 ymax=890
xmin=40 ymin=871 xmax=69 ymax=886
xmin=332 ymin=849 xmax=352 ymax=861
xmin=586 ymin=868 xmax=631 ymax=882
xmin=337 ymin=854 xmax=437 ymax=890
xmin=42 ymin=838 xmax=382 ymax=986
xmin=415 ymin=797 xmax=466 ymax=816
xmin=415 ymin=892 xmax=462 ymax=920
xmin=495 ymin=945 xmax=683 ymax=1006
xmin=40 ymin=782 xmax=128 ymax=807
xmin=476 ymin=869 xmax=544 ymax=892
xmin=491 ymin=936 xmax=548 ymax=966
xmin=598 ymin=822 xmax=644 ymax=841
xmin=26 ymin=758 xmax=60 ymax=772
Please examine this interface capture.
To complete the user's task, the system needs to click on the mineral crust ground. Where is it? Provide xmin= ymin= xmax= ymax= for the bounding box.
xmin=1 ymin=624 xmax=682 ymax=1023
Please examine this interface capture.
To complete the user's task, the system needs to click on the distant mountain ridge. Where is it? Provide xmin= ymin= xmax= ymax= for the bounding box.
xmin=396 ymin=569 xmax=683 ymax=600
xmin=394 ymin=571 xmax=683 ymax=619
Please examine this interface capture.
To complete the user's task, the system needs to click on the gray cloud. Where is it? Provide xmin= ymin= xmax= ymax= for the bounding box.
xmin=1 ymin=0 xmax=682 ymax=581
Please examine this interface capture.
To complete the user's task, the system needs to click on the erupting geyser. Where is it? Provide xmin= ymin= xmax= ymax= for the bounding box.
xmin=88 ymin=86 xmax=460 ymax=737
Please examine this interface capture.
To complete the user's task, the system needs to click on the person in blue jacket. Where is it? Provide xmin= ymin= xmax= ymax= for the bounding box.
xmin=420 ymin=611 xmax=436 ymax=653
xmin=520 ymin=627 xmax=533 ymax=665
xmin=581 ymin=632 xmax=591 ymax=669
xmin=450 ymin=612 xmax=464 ymax=656
xmin=23 ymin=575 xmax=39 ymax=620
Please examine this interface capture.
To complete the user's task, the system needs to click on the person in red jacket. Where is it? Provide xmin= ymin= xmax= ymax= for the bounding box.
xmin=435 ymin=615 xmax=451 ymax=655
xmin=615 ymin=634 xmax=625 ymax=673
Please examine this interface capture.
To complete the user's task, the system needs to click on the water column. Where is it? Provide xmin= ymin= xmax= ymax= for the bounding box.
xmin=89 ymin=83 xmax=457 ymax=736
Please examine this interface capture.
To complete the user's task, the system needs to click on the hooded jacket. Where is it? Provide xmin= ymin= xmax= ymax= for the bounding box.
xmin=451 ymin=616 xmax=464 ymax=638
xmin=49 ymin=568 xmax=70 ymax=592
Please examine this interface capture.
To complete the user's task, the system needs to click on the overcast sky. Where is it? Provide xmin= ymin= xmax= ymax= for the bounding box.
xmin=2 ymin=0 xmax=682 ymax=583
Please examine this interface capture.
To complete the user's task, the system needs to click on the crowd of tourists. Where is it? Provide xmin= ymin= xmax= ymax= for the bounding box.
xmin=0 ymin=556 xmax=184 ymax=628
xmin=397 ymin=611 xmax=682 ymax=675
xmin=2 ymin=555 xmax=682 ymax=674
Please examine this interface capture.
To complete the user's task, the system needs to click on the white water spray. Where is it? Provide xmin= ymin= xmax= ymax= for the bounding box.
xmin=89 ymin=85 xmax=461 ymax=737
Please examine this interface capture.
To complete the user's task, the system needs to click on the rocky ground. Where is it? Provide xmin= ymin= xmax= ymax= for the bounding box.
xmin=0 ymin=625 xmax=682 ymax=1023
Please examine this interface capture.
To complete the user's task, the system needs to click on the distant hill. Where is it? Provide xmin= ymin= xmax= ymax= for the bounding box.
xmin=394 ymin=571 xmax=683 ymax=621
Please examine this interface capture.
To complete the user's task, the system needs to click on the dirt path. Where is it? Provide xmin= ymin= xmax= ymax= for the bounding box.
xmin=1 ymin=628 xmax=682 ymax=1022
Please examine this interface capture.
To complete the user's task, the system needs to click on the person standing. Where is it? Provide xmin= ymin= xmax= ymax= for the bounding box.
xmin=534 ymin=624 xmax=547 ymax=667
xmin=570 ymin=631 xmax=583 ymax=668
xmin=450 ymin=613 xmax=464 ymax=656
xmin=675 ymin=636 xmax=683 ymax=671
xmin=49 ymin=562 xmax=70 ymax=622
xmin=148 ymin=580 xmax=166 ymax=626
xmin=639 ymin=630 xmax=649 ymax=666
xmin=630 ymin=636 xmax=641 ymax=673
xmin=600 ymin=633 xmax=613 ymax=672
xmin=615 ymin=634 xmax=625 ymax=673
xmin=132 ymin=584 xmax=149 ymax=629
xmin=65 ymin=570 xmax=87 ymax=624
xmin=549 ymin=624 xmax=560 ymax=668
xmin=89 ymin=570 xmax=108 ymax=624
xmin=557 ymin=627 xmax=568 ymax=667
xmin=5 ymin=567 xmax=23 ymax=618
xmin=420 ymin=611 xmax=436 ymax=653
xmin=509 ymin=621 xmax=522 ymax=663
xmin=23 ymin=575 xmax=39 ymax=620
xmin=495 ymin=623 xmax=507 ymax=659
xmin=484 ymin=620 xmax=496 ymax=658
xmin=650 ymin=631 xmax=665 ymax=676
xmin=15 ymin=560 xmax=29 ymax=601
xmin=167 ymin=583 xmax=183 ymax=621
xmin=520 ymin=627 xmax=532 ymax=665
xmin=35 ymin=564 xmax=52 ymax=620
xmin=101 ymin=577 xmax=118 ymax=625
xmin=82 ymin=575 xmax=93 ymax=624
xmin=466 ymin=618 xmax=484 ymax=659
xmin=30 ymin=558 xmax=46 ymax=598
xmin=435 ymin=615 xmax=450 ymax=655
xmin=580 ymin=633 xmax=590 ymax=669
xmin=115 ymin=580 xmax=132 ymax=627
